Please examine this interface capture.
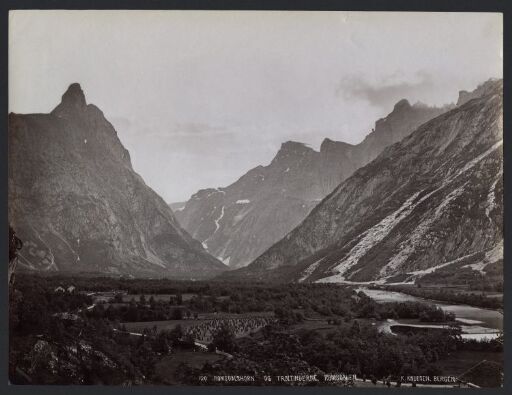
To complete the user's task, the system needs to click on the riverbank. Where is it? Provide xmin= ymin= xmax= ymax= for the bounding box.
xmin=357 ymin=287 xmax=503 ymax=340
xmin=370 ymin=284 xmax=502 ymax=311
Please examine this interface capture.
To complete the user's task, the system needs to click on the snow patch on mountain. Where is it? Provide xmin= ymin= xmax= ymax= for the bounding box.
xmin=218 ymin=256 xmax=231 ymax=265
xmin=214 ymin=206 xmax=225 ymax=232
xmin=200 ymin=205 xmax=225 ymax=252
xmin=485 ymin=171 xmax=502 ymax=222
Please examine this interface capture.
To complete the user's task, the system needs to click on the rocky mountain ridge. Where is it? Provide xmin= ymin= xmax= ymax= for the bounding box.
xmin=174 ymin=98 xmax=450 ymax=268
xmin=224 ymin=79 xmax=503 ymax=284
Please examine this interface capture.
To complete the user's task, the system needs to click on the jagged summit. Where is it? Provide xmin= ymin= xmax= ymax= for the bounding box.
xmin=271 ymin=141 xmax=315 ymax=165
xmin=320 ymin=138 xmax=354 ymax=153
xmin=52 ymin=83 xmax=87 ymax=116
xmin=457 ymin=78 xmax=503 ymax=106
xmin=393 ymin=98 xmax=411 ymax=111
xmin=279 ymin=141 xmax=313 ymax=152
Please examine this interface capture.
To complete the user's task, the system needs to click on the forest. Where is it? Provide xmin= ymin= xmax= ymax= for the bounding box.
xmin=9 ymin=274 xmax=503 ymax=387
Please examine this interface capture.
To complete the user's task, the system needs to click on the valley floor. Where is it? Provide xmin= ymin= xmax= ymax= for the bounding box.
xmin=9 ymin=274 xmax=503 ymax=387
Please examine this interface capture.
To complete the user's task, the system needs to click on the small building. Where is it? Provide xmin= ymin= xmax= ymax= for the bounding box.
xmin=54 ymin=286 xmax=65 ymax=293
xmin=67 ymin=285 xmax=76 ymax=293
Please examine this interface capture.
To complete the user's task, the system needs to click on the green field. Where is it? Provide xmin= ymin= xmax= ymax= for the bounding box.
xmin=288 ymin=319 xmax=338 ymax=334
xmin=122 ymin=293 xmax=198 ymax=302
xmin=122 ymin=312 xmax=275 ymax=334
xmin=123 ymin=319 xmax=203 ymax=333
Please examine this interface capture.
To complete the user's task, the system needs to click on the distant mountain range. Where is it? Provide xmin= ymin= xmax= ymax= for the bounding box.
xmin=173 ymin=98 xmax=450 ymax=268
xmin=9 ymin=79 xmax=501 ymax=285
xmin=8 ymin=83 xmax=227 ymax=279
xmin=221 ymin=79 xmax=503 ymax=284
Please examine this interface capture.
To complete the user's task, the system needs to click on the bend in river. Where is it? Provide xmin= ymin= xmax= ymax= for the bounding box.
xmin=357 ymin=288 xmax=503 ymax=340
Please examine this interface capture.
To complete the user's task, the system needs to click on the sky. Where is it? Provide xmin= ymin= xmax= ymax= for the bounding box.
xmin=9 ymin=11 xmax=503 ymax=202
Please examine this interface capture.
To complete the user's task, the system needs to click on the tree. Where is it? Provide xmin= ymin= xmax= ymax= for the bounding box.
xmin=169 ymin=325 xmax=183 ymax=345
xmin=8 ymin=225 xmax=23 ymax=286
xmin=8 ymin=225 xmax=23 ymax=262
xmin=153 ymin=331 xmax=170 ymax=353
xmin=172 ymin=308 xmax=183 ymax=320
xmin=210 ymin=324 xmax=237 ymax=353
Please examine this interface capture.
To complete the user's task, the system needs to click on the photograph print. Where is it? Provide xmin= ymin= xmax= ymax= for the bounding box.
xmin=7 ymin=10 xmax=504 ymax=388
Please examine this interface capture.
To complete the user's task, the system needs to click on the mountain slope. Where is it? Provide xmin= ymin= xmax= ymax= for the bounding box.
xmin=225 ymin=79 xmax=503 ymax=284
xmin=175 ymin=100 xmax=448 ymax=268
xmin=8 ymin=83 xmax=227 ymax=279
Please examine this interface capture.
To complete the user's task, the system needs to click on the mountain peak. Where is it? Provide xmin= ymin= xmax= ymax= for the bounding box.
xmin=457 ymin=78 xmax=503 ymax=107
xmin=272 ymin=141 xmax=314 ymax=163
xmin=10 ymin=84 xmax=227 ymax=278
xmin=393 ymin=98 xmax=411 ymax=111
xmin=61 ymin=83 xmax=86 ymax=107
xmin=320 ymin=138 xmax=354 ymax=154
xmin=52 ymin=83 xmax=87 ymax=115
xmin=280 ymin=141 xmax=311 ymax=151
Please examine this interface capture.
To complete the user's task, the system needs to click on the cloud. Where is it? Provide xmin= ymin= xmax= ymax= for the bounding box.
xmin=337 ymin=72 xmax=436 ymax=110
xmin=111 ymin=117 xmax=231 ymax=140
xmin=172 ymin=122 xmax=226 ymax=135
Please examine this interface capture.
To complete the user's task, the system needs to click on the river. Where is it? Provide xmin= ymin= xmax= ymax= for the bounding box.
xmin=357 ymin=288 xmax=503 ymax=341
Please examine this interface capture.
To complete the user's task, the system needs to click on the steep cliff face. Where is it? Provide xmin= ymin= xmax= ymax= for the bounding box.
xmin=175 ymin=101 xmax=448 ymax=268
xmin=357 ymin=99 xmax=455 ymax=164
xmin=456 ymin=78 xmax=501 ymax=106
xmin=8 ymin=83 xmax=227 ymax=279
xmin=229 ymin=80 xmax=502 ymax=284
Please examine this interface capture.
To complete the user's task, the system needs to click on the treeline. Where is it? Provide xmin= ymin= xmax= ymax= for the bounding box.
xmin=14 ymin=274 xmax=459 ymax=325
xmin=15 ymin=273 xmax=246 ymax=295
xmin=377 ymin=285 xmax=502 ymax=309
xmin=351 ymin=293 xmax=456 ymax=322
xmin=90 ymin=296 xmax=197 ymax=322
xmin=10 ymin=281 xmax=93 ymax=335
xmin=10 ymin=278 xmax=201 ymax=384
xmin=86 ymin=285 xmax=457 ymax=325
